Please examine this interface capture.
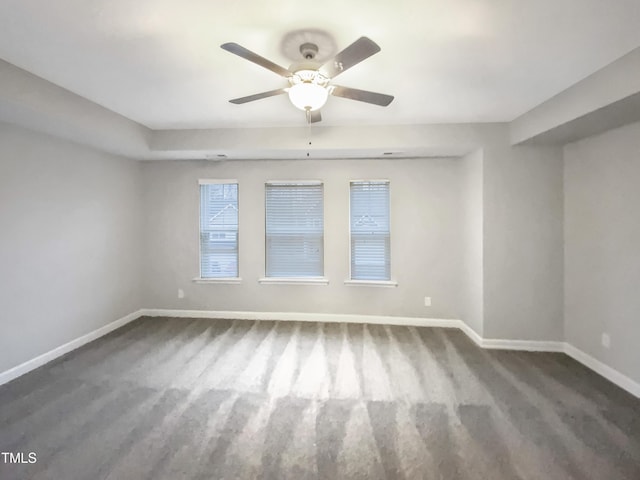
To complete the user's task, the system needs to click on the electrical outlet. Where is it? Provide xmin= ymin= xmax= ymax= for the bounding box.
xmin=178 ymin=288 xmax=185 ymax=299
xmin=601 ymin=333 xmax=610 ymax=349
xmin=424 ymin=296 xmax=431 ymax=307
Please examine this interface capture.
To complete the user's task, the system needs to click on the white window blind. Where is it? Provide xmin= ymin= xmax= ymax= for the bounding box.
xmin=199 ymin=181 xmax=238 ymax=278
xmin=350 ymin=181 xmax=390 ymax=281
xmin=265 ymin=182 xmax=324 ymax=277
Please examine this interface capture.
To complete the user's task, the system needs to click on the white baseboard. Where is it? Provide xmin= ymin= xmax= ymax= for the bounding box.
xmin=457 ymin=321 xmax=564 ymax=352
xmin=481 ymin=338 xmax=565 ymax=352
xmin=140 ymin=308 xmax=461 ymax=329
xmin=0 ymin=309 xmax=144 ymax=387
xmin=2 ymin=308 xmax=638 ymax=399
xmin=563 ymin=343 xmax=640 ymax=398
xmin=457 ymin=322 xmax=484 ymax=347
xmin=452 ymin=321 xmax=638 ymax=398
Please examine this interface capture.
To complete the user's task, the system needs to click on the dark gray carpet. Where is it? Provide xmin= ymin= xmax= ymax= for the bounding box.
xmin=1 ymin=317 xmax=639 ymax=480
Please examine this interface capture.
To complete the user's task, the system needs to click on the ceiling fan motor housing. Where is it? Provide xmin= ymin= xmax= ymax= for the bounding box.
xmin=289 ymin=68 xmax=329 ymax=86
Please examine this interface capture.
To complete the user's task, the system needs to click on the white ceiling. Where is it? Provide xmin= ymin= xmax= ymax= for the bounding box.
xmin=0 ymin=0 xmax=639 ymax=130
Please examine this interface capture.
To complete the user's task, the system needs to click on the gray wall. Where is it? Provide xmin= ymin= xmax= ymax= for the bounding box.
xmin=141 ymin=135 xmax=568 ymax=343
xmin=0 ymin=119 xmax=573 ymax=375
xmin=483 ymin=141 xmax=565 ymax=341
xmin=564 ymin=121 xmax=640 ymax=384
xmin=460 ymin=148 xmax=484 ymax=336
xmin=141 ymin=158 xmax=463 ymax=319
xmin=0 ymin=123 xmax=142 ymax=373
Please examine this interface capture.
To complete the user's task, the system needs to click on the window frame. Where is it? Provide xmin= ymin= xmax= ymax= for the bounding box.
xmin=346 ymin=179 xmax=397 ymax=287
xmin=195 ymin=179 xmax=241 ymax=283
xmin=261 ymin=180 xmax=328 ymax=284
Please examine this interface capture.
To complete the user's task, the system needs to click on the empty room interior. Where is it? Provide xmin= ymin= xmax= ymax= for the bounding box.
xmin=1 ymin=1 xmax=639 ymax=479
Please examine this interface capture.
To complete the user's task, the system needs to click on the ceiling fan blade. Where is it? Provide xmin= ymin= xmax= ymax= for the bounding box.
xmin=310 ymin=110 xmax=322 ymax=123
xmin=221 ymin=42 xmax=292 ymax=78
xmin=330 ymin=85 xmax=394 ymax=106
xmin=320 ymin=37 xmax=381 ymax=79
xmin=229 ymin=88 xmax=287 ymax=104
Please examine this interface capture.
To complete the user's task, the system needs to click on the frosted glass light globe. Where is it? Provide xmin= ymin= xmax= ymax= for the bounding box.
xmin=288 ymin=83 xmax=328 ymax=111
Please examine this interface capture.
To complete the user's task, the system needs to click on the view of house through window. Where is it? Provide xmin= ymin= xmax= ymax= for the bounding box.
xmin=199 ymin=180 xmax=239 ymax=278
xmin=350 ymin=181 xmax=391 ymax=281
xmin=265 ymin=182 xmax=324 ymax=277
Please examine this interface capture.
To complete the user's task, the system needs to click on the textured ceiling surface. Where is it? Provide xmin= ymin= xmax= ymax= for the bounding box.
xmin=0 ymin=0 xmax=639 ymax=129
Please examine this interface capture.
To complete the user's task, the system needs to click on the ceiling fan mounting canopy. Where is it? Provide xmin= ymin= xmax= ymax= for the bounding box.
xmin=299 ymin=42 xmax=319 ymax=60
xmin=220 ymin=35 xmax=394 ymax=123
xmin=281 ymin=29 xmax=336 ymax=63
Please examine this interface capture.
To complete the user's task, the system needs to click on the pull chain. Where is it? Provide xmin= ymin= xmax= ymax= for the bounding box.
xmin=306 ymin=108 xmax=312 ymax=157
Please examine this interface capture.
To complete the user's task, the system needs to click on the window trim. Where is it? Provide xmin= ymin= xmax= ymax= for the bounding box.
xmin=197 ymin=179 xmax=240 ymax=281
xmin=348 ymin=179 xmax=394 ymax=284
xmin=344 ymin=279 xmax=397 ymax=287
xmin=258 ymin=277 xmax=329 ymax=286
xmin=193 ymin=277 xmax=243 ymax=284
xmin=198 ymin=179 xmax=238 ymax=185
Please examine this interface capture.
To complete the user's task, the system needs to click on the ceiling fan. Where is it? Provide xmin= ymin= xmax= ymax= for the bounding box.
xmin=220 ymin=36 xmax=394 ymax=123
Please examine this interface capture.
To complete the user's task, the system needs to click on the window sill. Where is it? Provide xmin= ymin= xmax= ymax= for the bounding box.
xmin=259 ymin=277 xmax=329 ymax=286
xmin=344 ymin=279 xmax=398 ymax=287
xmin=192 ymin=277 xmax=242 ymax=284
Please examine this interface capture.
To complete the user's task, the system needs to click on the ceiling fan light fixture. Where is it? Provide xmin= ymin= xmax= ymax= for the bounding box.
xmin=288 ymin=82 xmax=328 ymax=111
xmin=222 ymin=37 xmax=393 ymax=121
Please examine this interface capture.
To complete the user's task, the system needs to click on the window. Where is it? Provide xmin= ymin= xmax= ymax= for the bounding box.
xmin=199 ymin=180 xmax=239 ymax=278
xmin=265 ymin=182 xmax=324 ymax=278
xmin=350 ymin=181 xmax=390 ymax=281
